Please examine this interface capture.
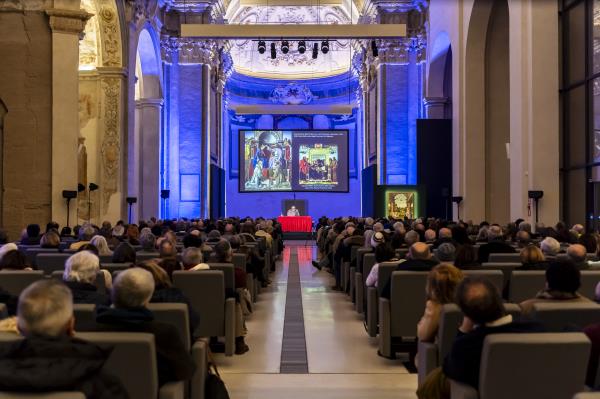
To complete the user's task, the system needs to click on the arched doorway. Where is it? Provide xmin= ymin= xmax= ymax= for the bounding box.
xmin=131 ymin=27 xmax=163 ymax=221
xmin=427 ymin=31 xmax=452 ymax=119
xmin=464 ymin=0 xmax=510 ymax=223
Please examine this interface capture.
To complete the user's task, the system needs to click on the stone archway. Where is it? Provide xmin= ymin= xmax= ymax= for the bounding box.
xmin=463 ymin=0 xmax=510 ymax=223
xmin=426 ymin=31 xmax=452 ymax=119
xmin=131 ymin=27 xmax=164 ymax=221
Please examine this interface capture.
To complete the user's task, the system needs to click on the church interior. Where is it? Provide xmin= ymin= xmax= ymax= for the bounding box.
xmin=0 ymin=0 xmax=598 ymax=398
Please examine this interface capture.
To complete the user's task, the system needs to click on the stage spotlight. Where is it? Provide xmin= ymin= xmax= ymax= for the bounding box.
xmin=88 ymin=183 xmax=99 ymax=192
xmin=281 ymin=40 xmax=290 ymax=54
xmin=77 ymin=183 xmax=85 ymax=192
xmin=298 ymin=40 xmax=306 ymax=54
xmin=371 ymin=40 xmax=378 ymax=57
xmin=312 ymin=42 xmax=319 ymax=59
xmin=321 ymin=40 xmax=329 ymax=54
xmin=258 ymin=40 xmax=266 ymax=54
xmin=270 ymin=42 xmax=276 ymax=59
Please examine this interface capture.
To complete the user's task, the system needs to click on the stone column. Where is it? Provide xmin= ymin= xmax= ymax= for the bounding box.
xmin=423 ymin=97 xmax=450 ymax=119
xmin=201 ymin=63 xmax=211 ymax=219
xmin=509 ymin=0 xmax=560 ymax=225
xmin=46 ymin=8 xmax=91 ymax=227
xmin=135 ymin=98 xmax=163 ymax=220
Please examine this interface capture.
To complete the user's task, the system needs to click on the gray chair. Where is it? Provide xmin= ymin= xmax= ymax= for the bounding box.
xmin=449 ymin=333 xmax=591 ymax=399
xmin=36 ymin=253 xmax=71 ymax=275
xmin=0 ymin=271 xmax=44 ymax=296
xmin=508 ymin=270 xmax=546 ymax=303
xmin=0 ymin=393 xmax=85 ymax=399
xmin=366 ymin=261 xmax=402 ymax=337
xmin=580 ymin=271 xmax=600 ymax=300
xmin=147 ymin=303 xmax=191 ymax=351
xmin=207 ymin=263 xmax=235 ymax=291
xmin=488 ymin=253 xmax=522 ymax=263
xmin=530 ymin=302 xmax=600 ymax=331
xmin=232 ymin=253 xmax=256 ymax=302
xmin=23 ymin=248 xmax=59 ymax=267
xmin=348 ymin=244 xmax=361 ymax=300
xmin=462 ymin=270 xmax=504 ymax=295
xmin=72 ymin=304 xmax=97 ymax=331
xmin=136 ymin=253 xmax=160 ymax=262
xmin=354 ymin=250 xmax=374 ymax=314
xmin=378 ymin=271 xmax=428 ymax=358
xmin=172 ymin=270 xmax=236 ymax=356
xmin=481 ymin=262 xmax=521 ymax=290
xmin=418 ymin=302 xmax=523 ymax=386
xmin=100 ymin=263 xmax=132 ymax=274
xmin=77 ymin=332 xmax=184 ymax=399
xmin=574 ymin=393 xmax=600 ymax=399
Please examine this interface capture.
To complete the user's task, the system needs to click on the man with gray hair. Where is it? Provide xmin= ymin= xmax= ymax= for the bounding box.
xmin=182 ymin=247 xmax=210 ymax=270
xmin=69 ymin=224 xmax=97 ymax=250
xmin=139 ymin=232 xmax=157 ymax=253
xmin=95 ymin=268 xmax=195 ymax=386
xmin=63 ymin=251 xmax=110 ymax=306
xmin=477 ymin=225 xmax=515 ymax=263
xmin=567 ymin=243 xmax=589 ymax=270
xmin=0 ymin=280 xmax=128 ymax=398
xmin=540 ymin=237 xmax=561 ymax=259
xmin=437 ymin=243 xmax=456 ymax=263
xmin=405 ymin=230 xmax=420 ymax=246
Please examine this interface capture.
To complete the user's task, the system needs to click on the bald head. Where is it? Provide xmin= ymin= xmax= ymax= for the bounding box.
xmin=439 ymin=228 xmax=452 ymax=239
xmin=567 ymin=244 xmax=587 ymax=263
xmin=409 ymin=242 xmax=431 ymax=260
xmin=424 ymin=229 xmax=436 ymax=242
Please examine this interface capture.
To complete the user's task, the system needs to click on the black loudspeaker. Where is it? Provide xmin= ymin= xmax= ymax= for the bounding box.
xmin=89 ymin=183 xmax=99 ymax=191
xmin=126 ymin=197 xmax=137 ymax=205
xmin=452 ymin=196 xmax=463 ymax=204
xmin=528 ymin=190 xmax=543 ymax=200
xmin=77 ymin=183 xmax=85 ymax=192
xmin=161 ymin=190 xmax=170 ymax=199
xmin=62 ymin=190 xmax=77 ymax=199
xmin=417 ymin=119 xmax=452 ymax=219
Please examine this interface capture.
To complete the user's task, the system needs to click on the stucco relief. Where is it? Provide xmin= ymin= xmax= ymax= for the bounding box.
xmin=100 ymin=77 xmax=121 ymax=212
xmin=98 ymin=5 xmax=122 ymax=67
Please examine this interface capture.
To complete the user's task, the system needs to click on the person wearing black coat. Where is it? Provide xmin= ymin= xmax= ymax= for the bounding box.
xmin=94 ymin=268 xmax=195 ymax=386
xmin=0 ymin=279 xmax=128 ymax=399
xmin=442 ymin=277 xmax=544 ymax=389
xmin=65 ymin=280 xmax=111 ymax=307
xmin=477 ymin=225 xmax=516 ymax=263
xmin=380 ymin=242 xmax=439 ymax=299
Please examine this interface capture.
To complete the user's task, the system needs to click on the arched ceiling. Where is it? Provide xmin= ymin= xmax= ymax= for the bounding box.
xmin=225 ymin=3 xmax=358 ymax=79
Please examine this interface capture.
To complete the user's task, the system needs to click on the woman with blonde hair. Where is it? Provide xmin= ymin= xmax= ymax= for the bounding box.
xmin=520 ymin=245 xmax=547 ymax=270
xmin=417 ymin=264 xmax=464 ymax=343
xmin=90 ymin=235 xmax=113 ymax=256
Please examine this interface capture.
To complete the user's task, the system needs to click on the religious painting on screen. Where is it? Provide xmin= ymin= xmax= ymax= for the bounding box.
xmin=243 ymin=130 xmax=292 ymax=191
xmin=387 ymin=192 xmax=415 ymax=219
xmin=298 ymin=144 xmax=339 ymax=186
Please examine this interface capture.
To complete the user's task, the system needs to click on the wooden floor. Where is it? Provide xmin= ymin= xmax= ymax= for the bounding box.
xmin=214 ymin=241 xmax=419 ymax=398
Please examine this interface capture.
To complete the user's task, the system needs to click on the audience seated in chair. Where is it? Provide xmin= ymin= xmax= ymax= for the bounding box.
xmin=63 ymin=251 xmax=110 ymax=307
xmin=381 ymin=242 xmax=439 ymax=299
xmin=90 ymin=235 xmax=113 ymax=257
xmin=70 ymin=225 xmax=96 ymax=251
xmin=112 ymin=242 xmax=136 ymax=264
xmin=519 ymin=245 xmax=548 ymax=270
xmin=181 ymin=247 xmax=209 ymax=271
xmin=540 ymin=236 xmax=561 ymax=260
xmin=418 ymin=276 xmax=544 ymax=398
xmin=453 ymin=244 xmax=480 ymax=270
xmin=567 ymin=244 xmax=590 ymax=270
xmin=40 ymin=230 xmax=61 ymax=249
xmin=477 ymin=225 xmax=515 ymax=263
xmin=365 ymin=241 xmax=397 ymax=288
xmin=20 ymin=224 xmax=41 ymax=245
xmin=519 ymin=260 xmax=593 ymax=316
xmin=0 ymin=250 xmax=32 ymax=271
xmin=94 ymin=268 xmax=195 ymax=386
xmin=0 ymin=279 xmax=128 ymax=398
xmin=135 ymin=260 xmax=200 ymax=339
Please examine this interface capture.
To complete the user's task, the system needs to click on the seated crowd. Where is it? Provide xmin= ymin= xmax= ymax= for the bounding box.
xmin=313 ymin=216 xmax=600 ymax=395
xmin=0 ymin=216 xmax=284 ymax=397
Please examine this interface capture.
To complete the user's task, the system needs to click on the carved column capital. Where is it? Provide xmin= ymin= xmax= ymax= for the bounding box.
xmin=46 ymin=9 xmax=92 ymax=35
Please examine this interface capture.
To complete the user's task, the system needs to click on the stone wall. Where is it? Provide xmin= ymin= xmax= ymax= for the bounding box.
xmin=0 ymin=11 xmax=53 ymax=239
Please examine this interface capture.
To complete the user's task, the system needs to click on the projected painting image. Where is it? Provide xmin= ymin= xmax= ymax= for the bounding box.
xmin=387 ymin=191 xmax=415 ymax=219
xmin=298 ymin=144 xmax=339 ymax=187
xmin=243 ymin=130 xmax=292 ymax=191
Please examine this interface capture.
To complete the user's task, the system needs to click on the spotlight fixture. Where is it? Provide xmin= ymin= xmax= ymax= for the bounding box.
xmin=77 ymin=183 xmax=85 ymax=192
xmin=88 ymin=183 xmax=99 ymax=192
xmin=270 ymin=42 xmax=276 ymax=59
xmin=312 ymin=42 xmax=319 ymax=59
xmin=258 ymin=40 xmax=266 ymax=54
xmin=371 ymin=40 xmax=378 ymax=57
xmin=321 ymin=40 xmax=329 ymax=54
xmin=298 ymin=40 xmax=306 ymax=54
xmin=281 ymin=40 xmax=289 ymax=54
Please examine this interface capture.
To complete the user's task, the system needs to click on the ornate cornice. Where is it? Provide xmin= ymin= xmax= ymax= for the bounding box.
xmin=160 ymin=36 xmax=219 ymax=66
xmin=374 ymin=36 xmax=426 ymax=65
xmin=46 ymin=9 xmax=92 ymax=35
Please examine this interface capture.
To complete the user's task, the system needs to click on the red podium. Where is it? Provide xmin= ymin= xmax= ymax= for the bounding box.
xmin=277 ymin=216 xmax=312 ymax=232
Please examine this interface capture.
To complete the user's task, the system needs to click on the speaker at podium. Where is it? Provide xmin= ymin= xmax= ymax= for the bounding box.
xmin=282 ymin=199 xmax=307 ymax=216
